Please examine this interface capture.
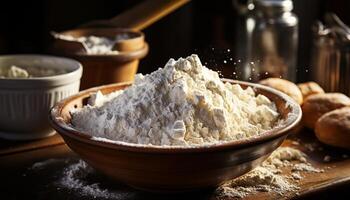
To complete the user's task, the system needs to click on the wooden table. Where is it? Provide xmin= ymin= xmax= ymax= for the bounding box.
xmin=0 ymin=131 xmax=349 ymax=200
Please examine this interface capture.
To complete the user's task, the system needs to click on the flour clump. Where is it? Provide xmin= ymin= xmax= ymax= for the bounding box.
xmin=216 ymin=147 xmax=325 ymax=198
xmin=71 ymin=54 xmax=279 ymax=146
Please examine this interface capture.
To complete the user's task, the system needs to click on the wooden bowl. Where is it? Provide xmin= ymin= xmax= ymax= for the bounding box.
xmin=49 ymin=79 xmax=301 ymax=192
xmin=50 ymin=28 xmax=148 ymax=89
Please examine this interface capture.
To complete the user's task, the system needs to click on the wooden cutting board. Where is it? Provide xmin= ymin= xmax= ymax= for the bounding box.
xmin=0 ymin=129 xmax=349 ymax=200
xmin=215 ymin=130 xmax=350 ymax=200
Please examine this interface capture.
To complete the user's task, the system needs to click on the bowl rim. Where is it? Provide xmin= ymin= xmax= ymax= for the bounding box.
xmin=57 ymin=27 xmax=145 ymax=43
xmin=52 ymin=28 xmax=149 ymax=61
xmin=49 ymin=79 xmax=302 ymax=154
xmin=72 ymin=42 xmax=149 ymax=61
xmin=0 ymin=54 xmax=83 ymax=88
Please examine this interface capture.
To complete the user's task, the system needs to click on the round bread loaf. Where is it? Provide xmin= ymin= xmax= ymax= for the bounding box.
xmin=297 ymin=81 xmax=324 ymax=99
xmin=315 ymin=107 xmax=350 ymax=150
xmin=259 ymin=78 xmax=303 ymax=105
xmin=302 ymin=93 xmax=350 ymax=129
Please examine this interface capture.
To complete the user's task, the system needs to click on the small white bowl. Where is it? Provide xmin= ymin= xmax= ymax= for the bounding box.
xmin=0 ymin=55 xmax=82 ymax=140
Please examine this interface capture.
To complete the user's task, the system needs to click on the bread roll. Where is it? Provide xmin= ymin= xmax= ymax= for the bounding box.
xmin=302 ymin=93 xmax=350 ymax=129
xmin=259 ymin=78 xmax=303 ymax=105
xmin=297 ymin=82 xmax=324 ymax=99
xmin=315 ymin=107 xmax=350 ymax=150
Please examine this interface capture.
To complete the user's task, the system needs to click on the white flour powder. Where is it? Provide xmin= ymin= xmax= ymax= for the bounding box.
xmin=0 ymin=65 xmax=67 ymax=78
xmin=29 ymin=147 xmax=323 ymax=199
xmin=0 ymin=65 xmax=29 ymax=78
xmin=58 ymin=160 xmax=126 ymax=199
xmin=71 ymin=55 xmax=279 ymax=146
xmin=52 ymin=32 xmax=130 ymax=54
xmin=216 ymin=147 xmax=324 ymax=199
xmin=29 ymin=159 xmax=134 ymax=199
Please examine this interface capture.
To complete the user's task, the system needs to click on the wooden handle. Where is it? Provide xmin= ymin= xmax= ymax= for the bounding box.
xmin=80 ymin=0 xmax=190 ymax=31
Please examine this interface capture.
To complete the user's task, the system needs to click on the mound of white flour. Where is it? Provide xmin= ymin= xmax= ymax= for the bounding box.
xmin=71 ymin=54 xmax=279 ymax=146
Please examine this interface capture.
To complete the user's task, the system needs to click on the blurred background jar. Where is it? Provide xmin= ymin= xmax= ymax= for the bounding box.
xmin=311 ymin=13 xmax=350 ymax=96
xmin=234 ymin=0 xmax=298 ymax=82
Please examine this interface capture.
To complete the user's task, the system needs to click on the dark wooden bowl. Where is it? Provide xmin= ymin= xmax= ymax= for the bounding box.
xmin=50 ymin=28 xmax=149 ymax=89
xmin=49 ymin=79 xmax=302 ymax=192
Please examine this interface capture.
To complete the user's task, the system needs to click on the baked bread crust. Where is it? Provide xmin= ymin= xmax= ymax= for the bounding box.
xmin=302 ymin=93 xmax=350 ymax=129
xmin=259 ymin=78 xmax=303 ymax=105
xmin=297 ymin=81 xmax=325 ymax=99
xmin=315 ymin=107 xmax=350 ymax=150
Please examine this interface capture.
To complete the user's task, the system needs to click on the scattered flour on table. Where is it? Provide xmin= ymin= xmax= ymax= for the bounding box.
xmin=29 ymin=159 xmax=135 ymax=199
xmin=58 ymin=160 xmax=133 ymax=199
xmin=215 ymin=147 xmax=324 ymax=199
xmin=292 ymin=163 xmax=324 ymax=173
xmin=59 ymin=161 xmax=113 ymax=199
xmin=28 ymin=147 xmax=323 ymax=199
xmin=323 ymin=155 xmax=331 ymax=162
xmin=71 ymin=54 xmax=279 ymax=146
xmin=30 ymin=158 xmax=67 ymax=170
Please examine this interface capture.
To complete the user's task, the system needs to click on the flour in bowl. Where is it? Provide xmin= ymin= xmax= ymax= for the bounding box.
xmin=71 ymin=54 xmax=279 ymax=146
xmin=52 ymin=32 xmax=131 ymax=54
xmin=0 ymin=65 xmax=67 ymax=78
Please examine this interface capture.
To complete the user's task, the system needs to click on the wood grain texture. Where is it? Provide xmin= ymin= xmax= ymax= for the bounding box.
xmin=213 ymin=131 xmax=350 ymax=200
xmin=0 ymin=130 xmax=350 ymax=200
xmin=0 ymin=143 xmax=70 ymax=168
xmin=0 ymin=131 xmax=349 ymax=199
xmin=80 ymin=0 xmax=190 ymax=30
xmin=0 ymin=134 xmax=64 ymax=156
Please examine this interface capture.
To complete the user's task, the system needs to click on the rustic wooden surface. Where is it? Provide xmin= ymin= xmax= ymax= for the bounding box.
xmin=0 ymin=130 xmax=349 ymax=200
xmin=216 ymin=130 xmax=350 ymax=200
xmin=0 ymin=134 xmax=64 ymax=156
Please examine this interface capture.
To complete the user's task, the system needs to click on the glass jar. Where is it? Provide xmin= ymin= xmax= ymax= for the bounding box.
xmin=234 ymin=0 xmax=298 ymax=82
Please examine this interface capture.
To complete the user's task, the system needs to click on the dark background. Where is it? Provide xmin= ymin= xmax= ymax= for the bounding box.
xmin=0 ymin=0 xmax=349 ymax=82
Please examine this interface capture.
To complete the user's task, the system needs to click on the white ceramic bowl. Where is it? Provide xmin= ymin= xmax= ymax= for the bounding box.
xmin=0 ymin=55 xmax=82 ymax=140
